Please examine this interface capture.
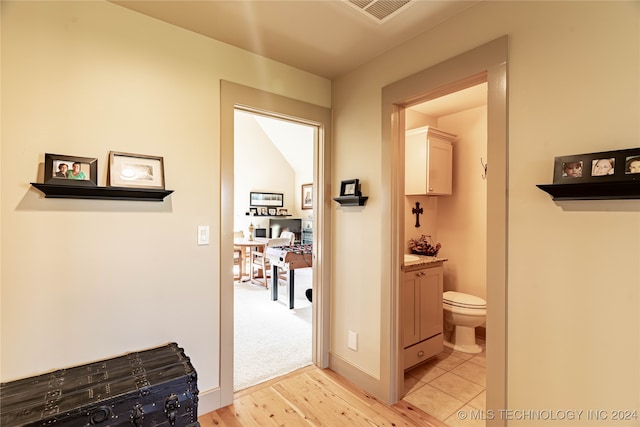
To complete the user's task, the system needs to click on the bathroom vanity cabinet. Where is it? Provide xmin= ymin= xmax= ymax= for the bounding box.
xmin=405 ymin=126 xmax=456 ymax=196
xmin=402 ymin=261 xmax=444 ymax=370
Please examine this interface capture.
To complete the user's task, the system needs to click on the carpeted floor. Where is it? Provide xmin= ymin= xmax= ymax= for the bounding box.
xmin=233 ymin=268 xmax=312 ymax=391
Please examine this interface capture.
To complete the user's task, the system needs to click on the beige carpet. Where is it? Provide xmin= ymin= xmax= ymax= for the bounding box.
xmin=233 ymin=268 xmax=312 ymax=391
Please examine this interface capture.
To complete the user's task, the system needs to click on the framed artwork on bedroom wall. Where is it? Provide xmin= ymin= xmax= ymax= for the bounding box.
xmin=301 ymin=183 xmax=312 ymax=209
xmin=250 ymin=191 xmax=283 ymax=207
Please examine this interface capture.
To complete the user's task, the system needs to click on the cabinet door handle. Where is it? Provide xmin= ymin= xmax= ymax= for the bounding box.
xmin=417 ymin=350 xmax=425 ymax=358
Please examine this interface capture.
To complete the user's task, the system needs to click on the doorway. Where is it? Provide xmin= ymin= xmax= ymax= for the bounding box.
xmin=220 ymin=80 xmax=332 ymax=407
xmin=401 ymin=83 xmax=489 ymax=421
xmin=381 ymin=36 xmax=507 ymax=425
xmin=233 ymin=109 xmax=315 ymax=391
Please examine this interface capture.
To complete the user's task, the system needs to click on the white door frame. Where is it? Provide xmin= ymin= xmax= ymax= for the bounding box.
xmin=220 ymin=81 xmax=332 ymax=406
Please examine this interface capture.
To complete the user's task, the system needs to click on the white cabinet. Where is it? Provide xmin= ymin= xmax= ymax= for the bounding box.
xmin=402 ymin=263 xmax=444 ymax=369
xmin=405 ymin=126 xmax=456 ymax=196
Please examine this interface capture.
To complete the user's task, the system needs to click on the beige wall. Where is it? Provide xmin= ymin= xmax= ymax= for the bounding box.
xmin=0 ymin=0 xmax=329 ymax=413
xmin=2 ymin=0 xmax=639 ymax=422
xmin=438 ymin=105 xmax=488 ymax=300
xmin=234 ymin=112 xmax=295 ymax=235
xmin=331 ymin=0 xmax=639 ymax=423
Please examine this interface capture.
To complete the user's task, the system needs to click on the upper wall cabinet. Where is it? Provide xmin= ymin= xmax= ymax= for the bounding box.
xmin=405 ymin=126 xmax=457 ymax=196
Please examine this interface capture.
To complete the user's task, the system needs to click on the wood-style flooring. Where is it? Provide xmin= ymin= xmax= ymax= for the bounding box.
xmin=198 ymin=365 xmax=447 ymax=427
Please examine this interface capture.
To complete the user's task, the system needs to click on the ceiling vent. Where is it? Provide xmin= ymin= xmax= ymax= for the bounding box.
xmin=345 ymin=0 xmax=413 ymax=23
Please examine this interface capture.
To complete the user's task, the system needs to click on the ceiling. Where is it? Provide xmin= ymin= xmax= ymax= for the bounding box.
xmin=410 ymin=82 xmax=487 ymax=117
xmin=111 ymin=0 xmax=480 ymax=80
xmin=113 ymin=1 xmax=486 ymax=172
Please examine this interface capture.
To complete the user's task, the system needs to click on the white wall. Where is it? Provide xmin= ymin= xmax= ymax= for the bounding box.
xmin=331 ymin=1 xmax=639 ymax=423
xmin=0 ymin=0 xmax=330 ymax=413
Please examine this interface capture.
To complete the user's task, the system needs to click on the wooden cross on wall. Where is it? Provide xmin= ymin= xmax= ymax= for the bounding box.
xmin=412 ymin=202 xmax=423 ymax=228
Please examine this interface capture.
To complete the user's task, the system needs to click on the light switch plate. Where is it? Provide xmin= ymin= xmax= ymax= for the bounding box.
xmin=197 ymin=226 xmax=210 ymax=245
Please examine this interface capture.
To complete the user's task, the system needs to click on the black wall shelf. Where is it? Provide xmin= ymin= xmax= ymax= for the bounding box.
xmin=31 ymin=183 xmax=173 ymax=201
xmin=333 ymin=195 xmax=369 ymax=206
xmin=537 ymin=181 xmax=640 ymax=200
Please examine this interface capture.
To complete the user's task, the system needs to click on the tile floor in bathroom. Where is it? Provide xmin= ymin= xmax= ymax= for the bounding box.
xmin=403 ymin=339 xmax=486 ymax=427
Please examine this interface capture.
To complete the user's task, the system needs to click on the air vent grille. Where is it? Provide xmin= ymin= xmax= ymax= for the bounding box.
xmin=346 ymin=0 xmax=413 ymax=23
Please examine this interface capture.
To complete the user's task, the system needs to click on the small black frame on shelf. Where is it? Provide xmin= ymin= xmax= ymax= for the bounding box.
xmin=31 ymin=183 xmax=173 ymax=201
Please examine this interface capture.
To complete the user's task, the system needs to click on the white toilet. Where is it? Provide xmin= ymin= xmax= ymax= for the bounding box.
xmin=442 ymin=291 xmax=486 ymax=354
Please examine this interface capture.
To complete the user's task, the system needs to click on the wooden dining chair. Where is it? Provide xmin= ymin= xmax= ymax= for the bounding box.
xmin=250 ymin=237 xmax=291 ymax=288
xmin=233 ymin=231 xmax=244 ymax=281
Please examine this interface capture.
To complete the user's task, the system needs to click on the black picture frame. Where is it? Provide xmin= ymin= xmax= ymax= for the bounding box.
xmin=250 ymin=191 xmax=283 ymax=207
xmin=249 ymin=207 xmax=258 ymax=216
xmin=339 ymin=179 xmax=360 ymax=196
xmin=553 ymin=148 xmax=640 ymax=184
xmin=44 ymin=153 xmax=98 ymax=186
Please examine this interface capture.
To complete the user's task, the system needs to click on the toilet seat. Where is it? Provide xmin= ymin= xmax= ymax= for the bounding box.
xmin=443 ymin=291 xmax=486 ymax=309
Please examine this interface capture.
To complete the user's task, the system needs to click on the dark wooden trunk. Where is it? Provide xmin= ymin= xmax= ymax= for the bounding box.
xmin=1 ymin=343 xmax=199 ymax=427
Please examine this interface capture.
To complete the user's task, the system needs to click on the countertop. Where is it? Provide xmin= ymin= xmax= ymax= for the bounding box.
xmin=402 ymin=254 xmax=448 ymax=270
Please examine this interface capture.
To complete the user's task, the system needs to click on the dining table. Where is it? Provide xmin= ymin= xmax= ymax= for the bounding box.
xmin=233 ymin=237 xmax=267 ymax=282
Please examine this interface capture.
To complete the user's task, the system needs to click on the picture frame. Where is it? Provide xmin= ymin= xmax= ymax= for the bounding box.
xmin=250 ymin=191 xmax=283 ymax=207
xmin=44 ymin=153 xmax=98 ymax=186
xmin=278 ymin=208 xmax=289 ymax=215
xmin=108 ymin=151 xmax=165 ymax=189
xmin=249 ymin=207 xmax=258 ymax=216
xmin=339 ymin=178 xmax=360 ymax=197
xmin=301 ymin=183 xmax=313 ymax=210
xmin=553 ymin=148 xmax=640 ymax=184
xmin=258 ymin=207 xmax=268 ymax=216
xmin=268 ymin=208 xmax=277 ymax=216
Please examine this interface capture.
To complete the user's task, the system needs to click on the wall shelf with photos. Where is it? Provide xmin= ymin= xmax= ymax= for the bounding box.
xmin=537 ymin=148 xmax=640 ymax=201
xmin=32 ymin=151 xmax=172 ymax=201
xmin=246 ymin=213 xmax=292 ymax=217
xmin=31 ymin=183 xmax=174 ymax=201
xmin=248 ymin=206 xmax=291 ymax=217
xmin=333 ymin=178 xmax=368 ymax=206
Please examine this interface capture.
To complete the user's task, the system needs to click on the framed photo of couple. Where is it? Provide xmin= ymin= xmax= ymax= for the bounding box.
xmin=44 ymin=153 xmax=98 ymax=186
xmin=553 ymin=148 xmax=640 ymax=184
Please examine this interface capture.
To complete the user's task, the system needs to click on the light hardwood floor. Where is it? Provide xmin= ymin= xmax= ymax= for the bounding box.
xmin=199 ymin=365 xmax=447 ymax=427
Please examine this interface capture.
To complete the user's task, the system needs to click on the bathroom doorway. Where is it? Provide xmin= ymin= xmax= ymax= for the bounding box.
xmin=382 ymin=36 xmax=507 ymax=423
xmin=400 ymin=84 xmax=489 ymax=421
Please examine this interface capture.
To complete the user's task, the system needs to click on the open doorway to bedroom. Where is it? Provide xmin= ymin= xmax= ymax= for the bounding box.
xmin=232 ymin=109 xmax=315 ymax=391
xmin=219 ymin=79 xmax=332 ymax=406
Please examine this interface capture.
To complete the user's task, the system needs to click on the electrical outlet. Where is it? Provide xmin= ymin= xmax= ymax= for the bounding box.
xmin=348 ymin=330 xmax=358 ymax=351
xmin=197 ymin=226 xmax=209 ymax=245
